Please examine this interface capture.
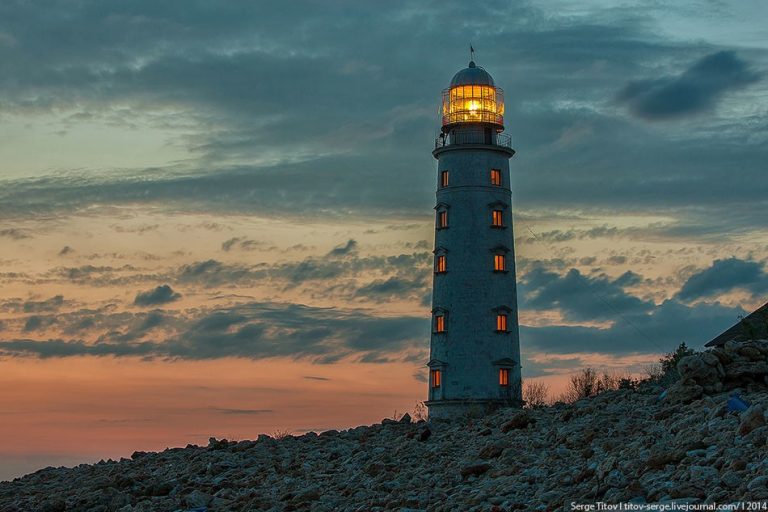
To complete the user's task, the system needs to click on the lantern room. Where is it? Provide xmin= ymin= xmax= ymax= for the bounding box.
xmin=441 ymin=61 xmax=504 ymax=131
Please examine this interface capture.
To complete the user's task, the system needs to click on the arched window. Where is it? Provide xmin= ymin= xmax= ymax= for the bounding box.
xmin=437 ymin=210 xmax=448 ymax=229
xmin=494 ymin=254 xmax=506 ymax=272
xmin=492 ymin=210 xmax=504 ymax=227
xmin=491 ymin=245 xmax=510 ymax=273
xmin=490 ymin=169 xmax=502 ymax=186
xmin=436 ymin=254 xmax=447 ymax=273
xmin=496 ymin=314 xmax=508 ymax=332
xmin=431 ymin=369 xmax=442 ymax=388
xmin=434 ymin=314 xmax=446 ymax=333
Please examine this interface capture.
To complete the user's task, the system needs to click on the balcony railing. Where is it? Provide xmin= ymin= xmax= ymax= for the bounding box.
xmin=434 ymin=131 xmax=512 ymax=150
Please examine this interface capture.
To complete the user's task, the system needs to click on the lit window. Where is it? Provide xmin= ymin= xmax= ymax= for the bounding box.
xmin=435 ymin=314 xmax=445 ymax=333
xmin=490 ymin=169 xmax=502 ymax=186
xmin=494 ymin=254 xmax=506 ymax=272
xmin=436 ymin=255 xmax=447 ymax=273
xmin=431 ymin=369 xmax=441 ymax=388
xmin=437 ymin=210 xmax=448 ymax=229
xmin=496 ymin=314 xmax=508 ymax=332
xmin=492 ymin=210 xmax=504 ymax=227
xmin=499 ymin=368 xmax=510 ymax=386
xmin=440 ymin=170 xmax=449 ymax=188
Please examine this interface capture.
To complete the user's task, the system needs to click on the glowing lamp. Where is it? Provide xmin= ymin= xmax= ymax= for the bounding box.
xmin=441 ymin=61 xmax=504 ymax=130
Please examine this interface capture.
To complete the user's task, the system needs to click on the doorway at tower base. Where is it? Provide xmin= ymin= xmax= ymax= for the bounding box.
xmin=426 ymin=398 xmax=522 ymax=421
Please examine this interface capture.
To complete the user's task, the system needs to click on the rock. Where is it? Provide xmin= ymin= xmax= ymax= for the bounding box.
xmin=646 ymin=451 xmax=685 ymax=469
xmin=479 ymin=444 xmax=503 ymax=459
xmin=666 ymin=381 xmax=703 ymax=404
xmin=293 ymin=485 xmax=321 ymax=504
xmin=689 ymin=465 xmax=718 ymax=484
xmin=418 ymin=427 xmax=431 ymax=442
xmin=185 ymin=490 xmax=211 ymax=508
xmin=399 ymin=413 xmax=412 ymax=424
xmin=726 ymin=361 xmax=768 ymax=379
xmin=460 ymin=463 xmax=491 ymax=479
xmin=678 ymin=355 xmax=720 ymax=386
xmin=739 ymin=405 xmax=766 ymax=435
xmin=748 ymin=476 xmax=768 ymax=491
xmin=737 ymin=345 xmax=764 ymax=361
xmin=605 ymin=469 xmax=627 ymax=488
xmin=41 ymin=500 xmax=66 ymax=512
xmin=720 ymin=471 xmax=742 ymax=489
xmin=501 ymin=411 xmax=532 ymax=432
xmin=207 ymin=437 xmax=229 ymax=450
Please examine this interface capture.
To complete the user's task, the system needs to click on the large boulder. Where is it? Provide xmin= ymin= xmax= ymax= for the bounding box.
xmin=677 ymin=354 xmax=721 ymax=392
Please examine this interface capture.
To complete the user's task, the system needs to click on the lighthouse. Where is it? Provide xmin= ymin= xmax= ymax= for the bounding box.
xmin=426 ymin=59 xmax=522 ymax=419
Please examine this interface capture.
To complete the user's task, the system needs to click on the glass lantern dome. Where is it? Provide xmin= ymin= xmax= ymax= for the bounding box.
xmin=441 ymin=61 xmax=504 ymax=131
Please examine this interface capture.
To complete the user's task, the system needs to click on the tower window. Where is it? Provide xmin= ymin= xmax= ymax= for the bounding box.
xmin=434 ymin=314 xmax=446 ymax=333
xmin=440 ymin=170 xmax=449 ymax=188
xmin=496 ymin=314 xmax=508 ymax=332
xmin=492 ymin=210 xmax=504 ymax=227
xmin=494 ymin=254 xmax=506 ymax=272
xmin=499 ymin=368 xmax=510 ymax=386
xmin=437 ymin=210 xmax=448 ymax=229
xmin=490 ymin=169 xmax=502 ymax=186
xmin=431 ymin=369 xmax=441 ymax=388
xmin=436 ymin=255 xmax=447 ymax=273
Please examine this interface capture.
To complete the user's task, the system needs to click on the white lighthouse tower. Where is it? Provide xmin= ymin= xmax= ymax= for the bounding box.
xmin=426 ymin=59 xmax=522 ymax=419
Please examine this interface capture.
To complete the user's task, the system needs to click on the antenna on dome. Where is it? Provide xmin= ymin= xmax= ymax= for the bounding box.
xmin=470 ymin=43 xmax=475 ymax=63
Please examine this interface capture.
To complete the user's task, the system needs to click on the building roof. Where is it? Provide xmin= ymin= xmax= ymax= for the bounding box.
xmin=705 ymin=300 xmax=768 ymax=347
xmin=450 ymin=61 xmax=495 ymax=87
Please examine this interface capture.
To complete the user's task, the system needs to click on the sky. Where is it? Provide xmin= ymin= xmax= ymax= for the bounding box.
xmin=1 ymin=0 xmax=767 ymax=481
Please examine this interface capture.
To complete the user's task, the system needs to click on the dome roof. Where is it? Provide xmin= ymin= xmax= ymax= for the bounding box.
xmin=449 ymin=61 xmax=495 ymax=87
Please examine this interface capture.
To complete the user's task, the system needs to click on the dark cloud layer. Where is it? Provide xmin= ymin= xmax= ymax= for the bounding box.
xmin=0 ymin=302 xmax=428 ymax=363
xmin=521 ymin=267 xmax=651 ymax=322
xmin=677 ymin=257 xmax=768 ymax=301
xmin=0 ymin=1 xmax=763 ymax=236
xmin=133 ymin=285 xmax=181 ymax=306
xmin=522 ymin=299 xmax=744 ymax=356
xmin=617 ymin=51 xmax=761 ymax=120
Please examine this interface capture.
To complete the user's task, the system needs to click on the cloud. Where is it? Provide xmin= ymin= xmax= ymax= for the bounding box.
xmin=23 ymin=315 xmax=55 ymax=332
xmin=221 ymin=237 xmax=262 ymax=252
xmin=328 ymin=239 xmax=357 ymax=257
xmin=133 ymin=285 xmax=182 ymax=306
xmin=676 ymin=257 xmax=768 ymax=301
xmin=303 ymin=375 xmax=330 ymax=381
xmin=2 ymin=295 xmax=67 ymax=314
xmin=0 ymin=228 xmax=30 ymax=240
xmin=617 ymin=51 xmax=761 ymax=120
xmin=354 ymin=276 xmax=428 ymax=302
xmin=23 ymin=295 xmax=65 ymax=313
xmin=174 ymin=250 xmax=431 ymax=289
xmin=0 ymin=301 xmax=428 ymax=362
xmin=177 ymin=260 xmax=253 ymax=287
xmin=58 ymin=246 xmax=74 ymax=256
xmin=521 ymin=267 xmax=652 ymax=321
xmin=521 ymin=299 xmax=745 ymax=355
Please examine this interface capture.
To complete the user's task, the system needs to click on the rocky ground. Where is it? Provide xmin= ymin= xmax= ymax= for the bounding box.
xmin=2 ymin=340 xmax=768 ymax=512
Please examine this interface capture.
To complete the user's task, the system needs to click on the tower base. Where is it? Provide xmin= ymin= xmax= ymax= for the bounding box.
xmin=426 ymin=398 xmax=522 ymax=421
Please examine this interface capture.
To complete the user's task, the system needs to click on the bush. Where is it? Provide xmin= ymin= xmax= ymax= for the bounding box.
xmin=412 ymin=402 xmax=428 ymax=422
xmin=657 ymin=342 xmax=696 ymax=386
xmin=523 ymin=380 xmax=550 ymax=408
xmin=559 ymin=368 xmax=630 ymax=402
